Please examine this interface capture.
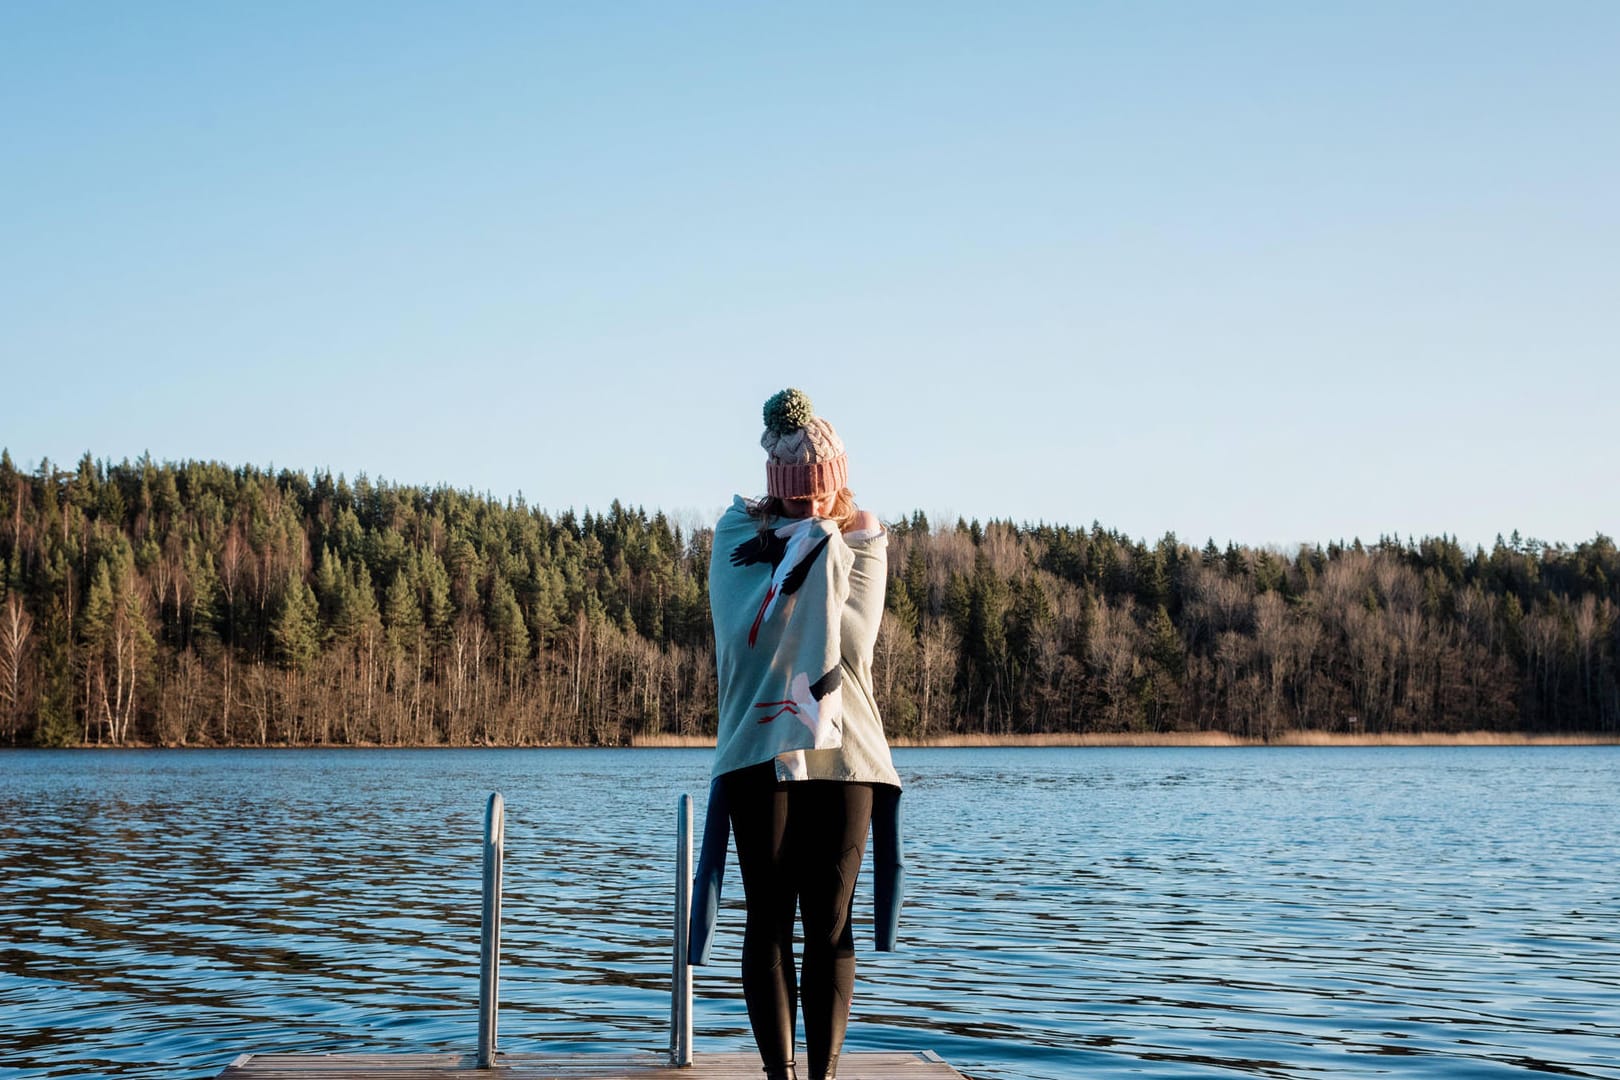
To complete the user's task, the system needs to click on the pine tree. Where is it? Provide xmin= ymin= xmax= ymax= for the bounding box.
xmin=34 ymin=599 xmax=77 ymax=747
xmin=887 ymin=581 xmax=920 ymax=637
xmin=487 ymin=575 xmax=529 ymax=677
xmin=314 ymin=546 xmax=345 ymax=627
xmin=346 ymin=562 xmax=382 ymax=643
xmin=79 ymin=560 xmax=116 ymax=743
xmin=184 ymin=538 xmax=219 ymax=649
xmin=418 ymin=549 xmax=453 ymax=645
xmin=384 ymin=568 xmax=423 ymax=670
xmin=903 ymin=546 xmax=929 ymax=620
xmin=271 ymin=572 xmax=320 ymax=672
xmin=1147 ymin=604 xmax=1184 ymax=679
xmin=1137 ymin=548 xmax=1170 ymax=608
xmin=1224 ymin=541 xmax=1247 ymax=577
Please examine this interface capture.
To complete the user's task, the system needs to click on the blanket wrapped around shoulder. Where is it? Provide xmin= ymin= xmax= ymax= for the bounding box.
xmin=708 ymin=497 xmax=856 ymax=777
xmin=691 ymin=497 xmax=905 ymax=963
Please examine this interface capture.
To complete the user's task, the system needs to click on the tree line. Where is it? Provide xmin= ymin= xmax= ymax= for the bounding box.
xmin=1 ymin=451 xmax=1616 ymax=747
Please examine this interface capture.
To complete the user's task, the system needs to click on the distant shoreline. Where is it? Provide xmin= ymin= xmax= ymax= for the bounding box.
xmin=20 ymin=730 xmax=1618 ymax=750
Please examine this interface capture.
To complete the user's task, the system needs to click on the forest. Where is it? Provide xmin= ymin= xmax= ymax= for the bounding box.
xmin=0 ymin=451 xmax=1616 ymax=747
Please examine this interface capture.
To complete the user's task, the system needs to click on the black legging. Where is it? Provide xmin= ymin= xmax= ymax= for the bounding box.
xmin=721 ymin=761 xmax=874 ymax=1080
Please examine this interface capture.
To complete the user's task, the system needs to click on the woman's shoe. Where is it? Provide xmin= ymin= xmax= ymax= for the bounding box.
xmin=764 ymin=1062 xmax=798 ymax=1080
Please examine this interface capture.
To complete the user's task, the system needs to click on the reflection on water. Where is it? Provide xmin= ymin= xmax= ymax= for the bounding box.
xmin=2 ymin=747 xmax=1618 ymax=1079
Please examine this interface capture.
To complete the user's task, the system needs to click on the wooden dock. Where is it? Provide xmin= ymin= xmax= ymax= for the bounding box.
xmin=215 ymin=1050 xmax=967 ymax=1079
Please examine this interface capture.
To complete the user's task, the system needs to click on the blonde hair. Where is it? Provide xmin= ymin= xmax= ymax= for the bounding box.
xmin=746 ymin=487 xmax=860 ymax=533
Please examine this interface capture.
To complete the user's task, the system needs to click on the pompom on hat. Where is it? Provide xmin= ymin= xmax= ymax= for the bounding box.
xmin=760 ymin=388 xmax=848 ymax=499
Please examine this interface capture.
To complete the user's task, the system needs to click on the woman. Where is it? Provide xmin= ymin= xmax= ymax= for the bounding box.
xmin=696 ymin=388 xmax=903 ymax=1080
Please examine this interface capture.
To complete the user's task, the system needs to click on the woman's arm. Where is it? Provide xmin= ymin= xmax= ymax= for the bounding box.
xmin=841 ymin=518 xmax=887 ymax=664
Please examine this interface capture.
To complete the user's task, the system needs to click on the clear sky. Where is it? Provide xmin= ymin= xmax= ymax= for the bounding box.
xmin=3 ymin=3 xmax=1615 ymax=550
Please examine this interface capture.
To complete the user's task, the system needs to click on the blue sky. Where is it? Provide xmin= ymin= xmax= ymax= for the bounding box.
xmin=3 ymin=3 xmax=1615 ymax=549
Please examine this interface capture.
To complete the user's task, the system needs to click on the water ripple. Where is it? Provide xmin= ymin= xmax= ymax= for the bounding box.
xmin=2 ymin=746 xmax=1618 ymax=1080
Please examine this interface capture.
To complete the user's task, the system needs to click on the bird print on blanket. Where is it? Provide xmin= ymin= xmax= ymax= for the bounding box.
xmin=729 ymin=522 xmax=834 ymax=648
xmin=728 ymin=518 xmax=844 ymax=743
xmin=751 ymin=666 xmax=844 ymax=729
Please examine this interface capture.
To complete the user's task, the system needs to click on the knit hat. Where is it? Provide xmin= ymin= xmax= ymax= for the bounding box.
xmin=760 ymin=388 xmax=848 ymax=499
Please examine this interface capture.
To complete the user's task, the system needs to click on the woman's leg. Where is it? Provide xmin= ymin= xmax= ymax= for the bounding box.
xmin=723 ymin=762 xmax=799 ymax=1073
xmin=790 ymin=781 xmax=874 ymax=1080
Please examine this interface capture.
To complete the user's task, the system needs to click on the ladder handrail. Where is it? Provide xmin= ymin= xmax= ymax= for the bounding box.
xmin=670 ymin=793 xmax=694 ymax=1066
xmin=478 ymin=792 xmax=505 ymax=1069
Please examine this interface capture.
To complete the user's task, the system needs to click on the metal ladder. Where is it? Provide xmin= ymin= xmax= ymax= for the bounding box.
xmin=476 ymin=791 xmax=695 ymax=1069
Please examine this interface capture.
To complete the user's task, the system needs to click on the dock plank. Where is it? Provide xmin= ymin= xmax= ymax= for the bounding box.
xmin=216 ymin=1050 xmax=967 ymax=1079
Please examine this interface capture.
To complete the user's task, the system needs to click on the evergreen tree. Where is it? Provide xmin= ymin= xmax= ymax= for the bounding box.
xmin=1147 ymin=605 xmax=1184 ymax=679
xmin=887 ymin=580 xmax=920 ymax=637
xmin=346 ymin=561 xmax=383 ymax=644
xmin=271 ymin=572 xmax=320 ymax=672
xmin=419 ymin=549 xmax=453 ymax=644
xmin=903 ymin=546 xmax=929 ymax=620
xmin=384 ymin=567 xmax=424 ymax=666
xmin=487 ymin=575 xmax=530 ymax=675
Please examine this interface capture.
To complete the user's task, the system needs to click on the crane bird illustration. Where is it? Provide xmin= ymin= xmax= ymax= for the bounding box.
xmin=751 ymin=667 xmax=843 ymax=737
xmin=729 ymin=521 xmax=834 ymax=648
xmin=728 ymin=518 xmax=845 ymax=743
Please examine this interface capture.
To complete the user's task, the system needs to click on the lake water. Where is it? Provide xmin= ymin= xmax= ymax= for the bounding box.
xmin=1 ymin=746 xmax=1617 ymax=1080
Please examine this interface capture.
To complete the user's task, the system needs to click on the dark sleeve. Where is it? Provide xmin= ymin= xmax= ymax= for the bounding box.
xmin=872 ymin=786 xmax=903 ymax=951
xmin=687 ymin=778 xmax=731 ymax=966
